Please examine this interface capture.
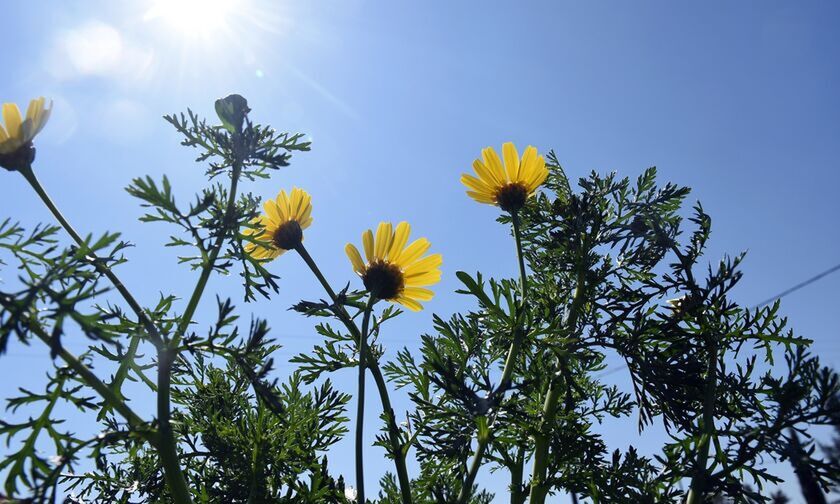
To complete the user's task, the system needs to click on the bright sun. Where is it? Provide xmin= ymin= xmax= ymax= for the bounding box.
xmin=145 ymin=0 xmax=239 ymax=38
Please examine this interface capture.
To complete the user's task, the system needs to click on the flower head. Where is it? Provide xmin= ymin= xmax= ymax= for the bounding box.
xmin=243 ymin=187 xmax=313 ymax=260
xmin=461 ymin=142 xmax=548 ymax=212
xmin=0 ymin=97 xmax=52 ymax=171
xmin=345 ymin=221 xmax=441 ymax=311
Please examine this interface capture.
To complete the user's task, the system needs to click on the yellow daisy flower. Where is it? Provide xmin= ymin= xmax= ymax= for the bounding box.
xmin=460 ymin=142 xmax=548 ymax=212
xmin=243 ymin=187 xmax=313 ymax=260
xmin=0 ymin=97 xmax=52 ymax=155
xmin=345 ymin=222 xmax=442 ymax=311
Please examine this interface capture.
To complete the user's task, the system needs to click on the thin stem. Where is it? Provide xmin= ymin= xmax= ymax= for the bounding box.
xmin=20 ymin=165 xmax=161 ymax=409
xmin=459 ymin=437 xmax=488 ymax=502
xmin=528 ymin=260 xmax=588 ymax=504
xmin=19 ymin=165 xmax=162 ymax=346
xmin=295 ymin=243 xmax=413 ymax=504
xmin=510 ymin=448 xmax=526 ymax=504
xmin=685 ymin=337 xmax=718 ymax=504
xmin=28 ymin=320 xmax=155 ymax=446
xmin=511 ymin=210 xmax=529 ymax=297
xmin=170 ymin=161 xmax=241 ymax=348
xmin=496 ymin=211 xmax=529 ymax=393
xmin=457 ymin=210 xmax=531 ymax=504
xmin=20 ymin=159 xmax=204 ymax=501
xmin=355 ymin=298 xmax=375 ymax=503
xmin=151 ymin=155 xmax=243 ymax=504
xmin=157 ymin=347 xmax=192 ymax=504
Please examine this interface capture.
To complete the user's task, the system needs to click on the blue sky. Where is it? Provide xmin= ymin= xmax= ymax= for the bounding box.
xmin=2 ymin=0 xmax=839 ymax=500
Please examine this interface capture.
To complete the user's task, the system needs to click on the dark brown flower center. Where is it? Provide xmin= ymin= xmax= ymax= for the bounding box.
xmin=272 ymin=220 xmax=302 ymax=250
xmin=362 ymin=261 xmax=404 ymax=300
xmin=0 ymin=143 xmax=35 ymax=172
xmin=494 ymin=182 xmax=528 ymax=212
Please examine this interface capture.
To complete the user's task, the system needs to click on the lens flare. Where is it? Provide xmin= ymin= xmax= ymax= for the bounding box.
xmin=145 ymin=0 xmax=240 ymax=38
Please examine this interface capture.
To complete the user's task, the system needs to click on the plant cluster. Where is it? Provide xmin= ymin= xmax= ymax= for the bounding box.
xmin=1 ymin=95 xmax=839 ymax=504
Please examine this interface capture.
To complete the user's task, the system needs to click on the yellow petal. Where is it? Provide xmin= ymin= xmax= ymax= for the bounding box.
xmin=395 ymin=238 xmax=430 ymax=267
xmin=298 ymin=191 xmax=312 ymax=220
xmin=272 ymin=248 xmax=286 ymax=259
xmin=345 ymin=243 xmax=365 ymax=273
xmin=403 ymin=286 xmax=434 ymax=301
xmin=405 ymin=270 xmax=442 ymax=287
xmin=388 ymin=221 xmax=410 ymax=261
xmin=0 ymin=123 xmax=8 ymax=143
xmin=526 ymin=156 xmax=548 ymax=192
xmin=22 ymin=99 xmax=43 ymax=141
xmin=466 ymin=191 xmax=496 ymax=204
xmin=362 ymin=229 xmax=375 ymax=262
xmin=249 ymin=215 xmax=274 ymax=235
xmin=404 ymin=253 xmax=443 ymax=276
xmin=33 ymin=100 xmax=52 ymax=137
xmin=275 ymin=190 xmax=291 ymax=220
xmin=519 ymin=146 xmax=537 ymax=181
xmin=2 ymin=103 xmax=23 ymax=141
xmin=394 ymin=296 xmax=423 ymax=312
xmin=263 ymin=200 xmax=281 ymax=224
xmin=482 ymin=147 xmax=506 ymax=183
xmin=289 ymin=188 xmax=302 ymax=216
xmin=373 ymin=222 xmax=393 ymax=260
xmin=25 ymin=98 xmax=42 ymax=121
xmin=297 ymin=197 xmax=313 ymax=225
xmin=472 ymin=159 xmax=504 ymax=188
xmin=502 ymin=142 xmax=521 ymax=182
xmin=460 ymin=174 xmax=494 ymax=194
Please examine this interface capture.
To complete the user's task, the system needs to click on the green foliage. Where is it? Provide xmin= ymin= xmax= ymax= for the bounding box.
xmin=2 ymin=96 xmax=839 ymax=504
xmin=0 ymin=96 xmax=354 ymax=503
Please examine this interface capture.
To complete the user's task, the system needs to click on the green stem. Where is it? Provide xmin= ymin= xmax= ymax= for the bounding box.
xmin=20 ymin=163 xmax=192 ymax=500
xmin=152 ymin=156 xmax=242 ymax=504
xmin=28 ymin=321 xmax=154 ymax=446
xmin=528 ymin=261 xmax=587 ymax=504
xmin=497 ymin=211 xmax=529 ymax=391
xmin=457 ymin=210 xmax=530 ymax=504
xmin=170 ymin=160 xmax=241 ymax=348
xmin=369 ymin=364 xmax=412 ymax=503
xmin=511 ymin=210 xmax=529 ymax=297
xmin=295 ymin=243 xmax=413 ymax=504
xmin=685 ymin=337 xmax=718 ymax=504
xmin=355 ymin=298 xmax=375 ymax=503
xmin=20 ymin=165 xmax=160 ymax=408
xmin=510 ymin=448 xmax=526 ymax=504
xmin=496 ymin=211 xmax=529 ymax=393
xmin=458 ymin=437 xmax=488 ymax=502
xmin=19 ymin=165 xmax=162 ymax=346
xmin=157 ymin=347 xmax=192 ymax=504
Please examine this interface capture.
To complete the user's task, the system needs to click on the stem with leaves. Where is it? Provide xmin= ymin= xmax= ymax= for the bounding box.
xmin=171 ymin=159 xmax=242 ymax=348
xmin=158 ymin=149 xmax=243 ymax=504
xmin=528 ymin=252 xmax=588 ymax=503
xmin=457 ymin=210 xmax=529 ymax=504
xmin=19 ymin=164 xmax=162 ymax=400
xmin=18 ymin=163 xmax=193 ymax=497
xmin=19 ymin=166 xmax=163 ymax=346
xmin=295 ymin=243 xmax=413 ymax=503
xmin=356 ymin=297 xmax=375 ymax=502
xmin=27 ymin=320 xmax=154 ymax=444
xmin=509 ymin=448 xmax=526 ymax=504
xmin=157 ymin=347 xmax=192 ymax=504
xmin=685 ymin=336 xmax=719 ymax=504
